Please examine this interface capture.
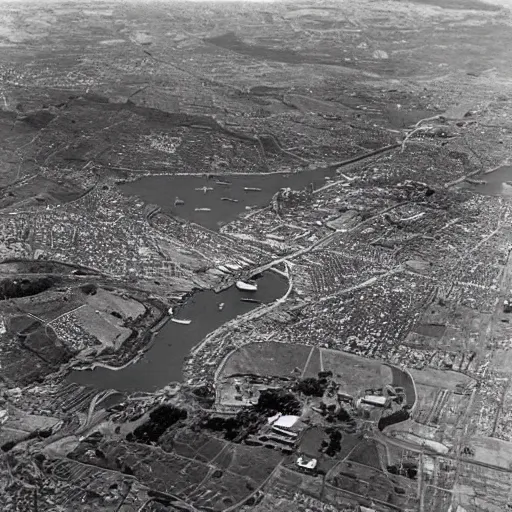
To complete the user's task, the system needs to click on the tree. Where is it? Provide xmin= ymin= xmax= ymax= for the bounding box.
xmin=296 ymin=378 xmax=326 ymax=397
xmin=255 ymin=389 xmax=301 ymax=415
xmin=325 ymin=430 xmax=342 ymax=456
xmin=130 ymin=404 xmax=187 ymax=444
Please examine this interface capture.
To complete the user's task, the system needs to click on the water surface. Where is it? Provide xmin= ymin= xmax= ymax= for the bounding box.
xmin=120 ymin=169 xmax=337 ymax=230
xmin=461 ymin=166 xmax=512 ymax=196
xmin=69 ymin=272 xmax=286 ymax=392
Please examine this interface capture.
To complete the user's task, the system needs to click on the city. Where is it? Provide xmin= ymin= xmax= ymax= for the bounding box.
xmin=1 ymin=0 xmax=512 ymax=511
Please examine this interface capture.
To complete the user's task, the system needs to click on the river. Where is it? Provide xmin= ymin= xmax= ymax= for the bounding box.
xmin=69 ymin=161 xmax=338 ymax=390
xmin=70 ymin=147 xmax=393 ymax=391
xmin=119 ymin=168 xmax=340 ymax=230
xmin=68 ymin=271 xmax=287 ymax=392
xmin=460 ymin=165 xmax=512 ymax=197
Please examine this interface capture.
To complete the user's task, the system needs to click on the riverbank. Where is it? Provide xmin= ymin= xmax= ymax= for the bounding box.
xmin=68 ymin=271 xmax=288 ymax=392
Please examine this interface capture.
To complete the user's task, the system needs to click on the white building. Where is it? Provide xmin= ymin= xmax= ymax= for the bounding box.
xmin=361 ymin=395 xmax=387 ymax=407
xmin=272 ymin=415 xmax=300 ymax=430
xmin=296 ymin=456 xmax=317 ymax=470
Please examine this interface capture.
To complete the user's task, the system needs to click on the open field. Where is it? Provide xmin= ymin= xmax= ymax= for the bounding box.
xmin=73 ymin=305 xmax=132 ymax=349
xmin=219 ymin=342 xmax=312 ymax=378
xmin=409 ymin=368 xmax=475 ymax=390
xmin=471 ymin=436 xmax=512 ymax=469
xmin=163 ymin=428 xmax=227 ymax=462
xmin=85 ymin=288 xmax=146 ymax=320
xmin=320 ymin=348 xmax=394 ymax=397
xmin=219 ymin=343 xmax=407 ymax=399
xmin=347 ymin=440 xmax=384 ymax=471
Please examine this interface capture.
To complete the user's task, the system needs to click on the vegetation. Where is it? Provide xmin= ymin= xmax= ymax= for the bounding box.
xmin=127 ymin=405 xmax=187 ymax=444
xmin=202 ymin=409 xmax=264 ymax=441
xmin=378 ymin=409 xmax=410 ymax=431
xmin=295 ymin=377 xmax=328 ymax=397
xmin=324 ymin=428 xmax=342 ymax=457
xmin=387 ymin=462 xmax=418 ymax=479
xmin=80 ymin=283 xmax=97 ymax=295
xmin=254 ymin=389 xmax=301 ymax=415
xmin=0 ymin=277 xmax=55 ymax=300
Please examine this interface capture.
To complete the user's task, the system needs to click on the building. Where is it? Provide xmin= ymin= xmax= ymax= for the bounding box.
xmin=269 ymin=414 xmax=302 ymax=439
xmin=337 ymin=391 xmax=353 ymax=403
xmin=361 ymin=395 xmax=387 ymax=407
xmin=272 ymin=426 xmax=299 ymax=439
xmin=272 ymin=415 xmax=300 ymax=430
xmin=296 ymin=455 xmax=317 ymax=470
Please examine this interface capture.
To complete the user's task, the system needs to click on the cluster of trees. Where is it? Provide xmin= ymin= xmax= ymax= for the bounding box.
xmin=202 ymin=409 xmax=263 ymax=442
xmin=254 ymin=389 xmax=301 ymax=415
xmin=337 ymin=406 xmax=352 ymax=422
xmin=295 ymin=371 xmax=333 ymax=397
xmin=192 ymin=383 xmax=215 ymax=407
xmin=323 ymin=428 xmax=342 ymax=457
xmin=0 ymin=277 xmax=55 ymax=300
xmin=295 ymin=378 xmax=327 ymax=397
xmin=126 ymin=404 xmax=187 ymax=444
xmin=80 ymin=283 xmax=97 ymax=295
xmin=378 ymin=409 xmax=410 ymax=431
xmin=387 ymin=462 xmax=417 ymax=479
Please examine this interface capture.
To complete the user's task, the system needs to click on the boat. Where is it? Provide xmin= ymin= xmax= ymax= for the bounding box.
xmin=168 ymin=307 xmax=173 ymax=315
xmin=216 ymin=180 xmax=231 ymax=186
xmin=194 ymin=208 xmax=211 ymax=212
xmin=218 ymin=302 xmax=225 ymax=311
xmin=171 ymin=318 xmax=192 ymax=325
xmin=236 ymin=280 xmax=258 ymax=292
xmin=244 ymin=187 xmax=262 ymax=192
xmin=221 ymin=197 xmax=238 ymax=203
xmin=240 ymin=298 xmax=261 ymax=304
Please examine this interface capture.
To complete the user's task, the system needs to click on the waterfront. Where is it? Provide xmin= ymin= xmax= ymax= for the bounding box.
xmin=120 ymin=168 xmax=339 ymax=230
xmin=68 ymin=271 xmax=287 ymax=392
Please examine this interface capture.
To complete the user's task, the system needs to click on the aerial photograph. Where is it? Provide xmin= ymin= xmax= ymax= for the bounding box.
xmin=1 ymin=0 xmax=512 ymax=510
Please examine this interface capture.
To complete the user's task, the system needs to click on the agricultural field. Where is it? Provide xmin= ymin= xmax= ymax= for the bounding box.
xmin=162 ymin=428 xmax=228 ymax=462
xmin=70 ymin=440 xmax=212 ymax=497
xmin=327 ymin=460 xmax=419 ymax=510
xmin=69 ymin=430 xmax=283 ymax=511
